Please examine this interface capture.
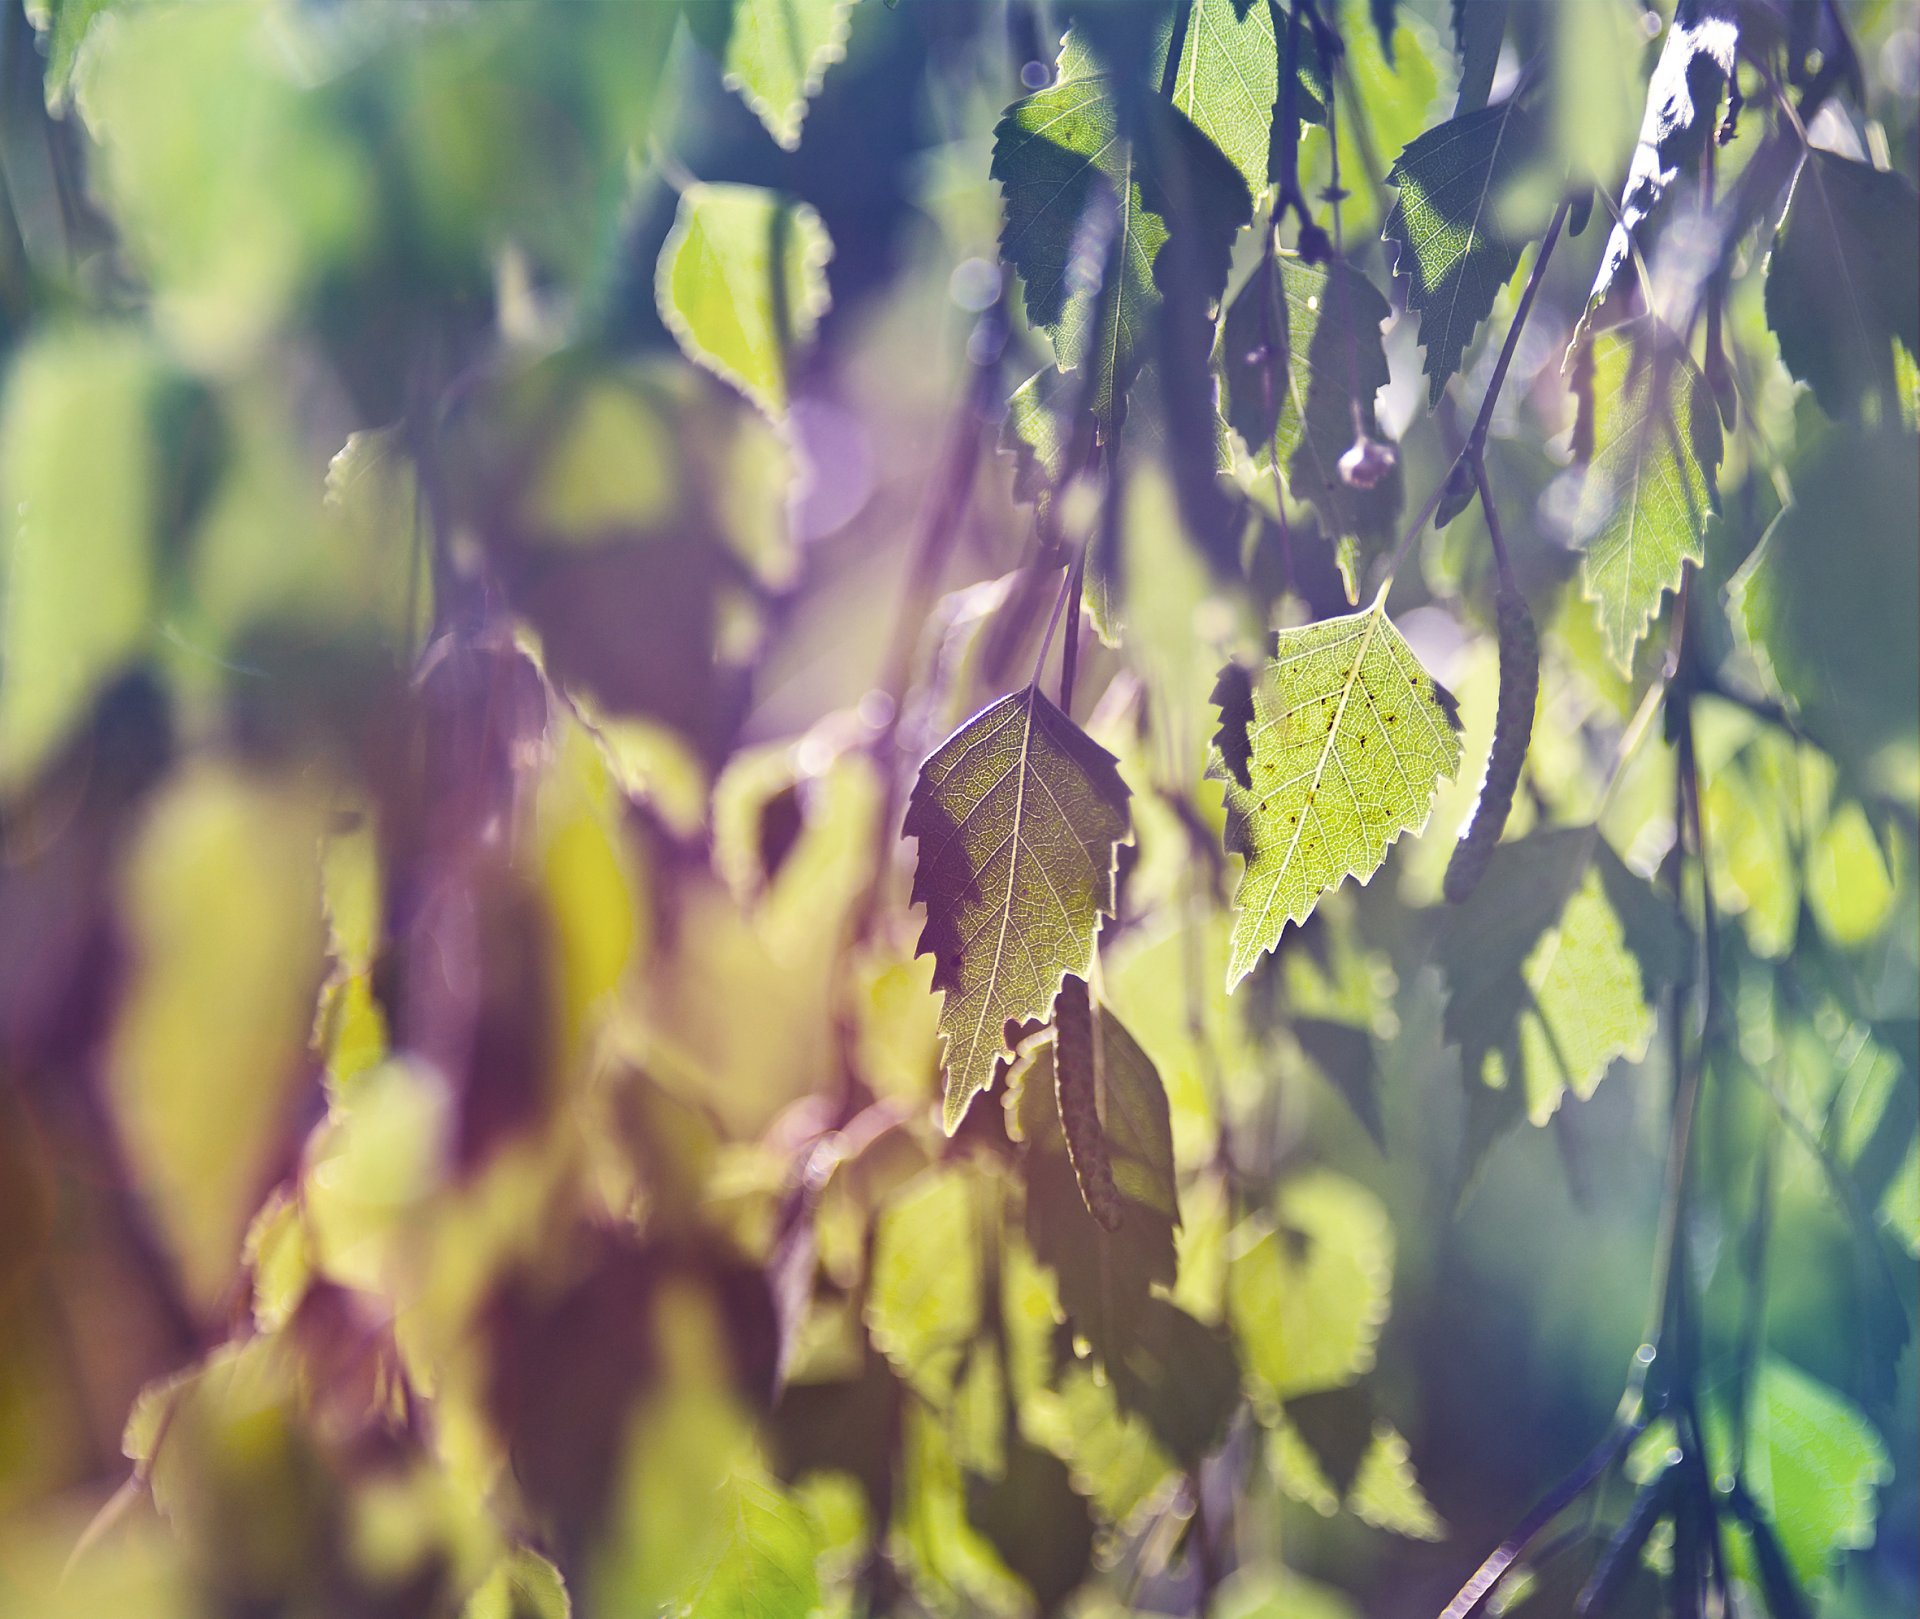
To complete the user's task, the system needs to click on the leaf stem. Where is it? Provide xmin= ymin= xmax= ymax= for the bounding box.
xmin=1032 ymin=555 xmax=1076 ymax=692
xmin=1377 ymin=198 xmax=1569 ymax=593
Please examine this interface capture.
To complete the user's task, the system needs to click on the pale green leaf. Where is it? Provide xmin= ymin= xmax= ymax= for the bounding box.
xmin=1882 ymin=1138 xmax=1920 ymax=1258
xmin=678 ymin=1470 xmax=822 ymax=1619
xmin=1227 ymin=1170 xmax=1393 ymax=1400
xmin=1170 ymin=0 xmax=1279 ymax=198
xmin=1302 ymin=19 xmax=1439 ymax=243
xmin=1382 ymin=95 xmax=1542 ymax=406
xmin=717 ymin=0 xmax=858 ymax=152
xmin=1001 ymin=365 xmax=1083 ymax=517
xmin=1574 ymin=319 xmax=1723 ymax=670
xmin=1742 ymin=1357 xmax=1891 ymax=1591
xmin=1219 ymin=253 xmax=1402 ymax=554
xmin=106 ymin=764 xmax=327 ymax=1310
xmin=1440 ymin=827 xmax=1687 ymax=1131
xmin=1346 ymin=1422 xmax=1447 ymax=1540
xmin=1211 ymin=596 xmax=1462 ymax=988
xmin=1213 ymin=1565 xmax=1362 ymax=1619
xmin=863 ymin=1168 xmax=979 ymax=1399
xmin=904 ymin=687 xmax=1131 ymax=1131
xmin=1549 ymin=0 xmax=1645 ymax=189
xmin=655 ymin=183 xmax=833 ymax=423
xmin=1021 ymin=1363 xmax=1176 ymax=1527
xmin=0 ymin=328 xmax=164 ymax=790
xmin=464 ymin=1547 xmax=571 ymax=1619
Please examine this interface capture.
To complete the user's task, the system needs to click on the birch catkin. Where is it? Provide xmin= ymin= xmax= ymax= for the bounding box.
xmin=1052 ymin=975 xmax=1122 ymax=1231
xmin=1444 ymin=587 xmax=1539 ymax=904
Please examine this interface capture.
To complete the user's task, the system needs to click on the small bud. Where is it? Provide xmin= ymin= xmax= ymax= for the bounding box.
xmin=1296 ymin=220 xmax=1333 ymax=265
xmin=1338 ymin=433 xmax=1397 ymax=490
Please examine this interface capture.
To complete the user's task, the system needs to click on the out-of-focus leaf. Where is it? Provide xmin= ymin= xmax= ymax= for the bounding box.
xmin=1346 ymin=1421 xmax=1447 ymax=1540
xmin=656 ymin=183 xmax=833 ymax=424
xmin=1011 ymin=1000 xmax=1177 ymax=1352
xmin=676 ymin=1468 xmax=822 ymax=1619
xmin=1740 ymin=1356 xmax=1891 ymax=1591
xmin=1729 ymin=427 xmax=1919 ymax=776
xmin=1584 ymin=0 xmax=1739 ymax=328
xmin=1450 ymin=0 xmax=1508 ymax=116
xmin=1021 ymin=1362 xmax=1176 ymax=1526
xmin=1302 ymin=17 xmax=1438 ymax=243
xmin=964 ymin=1437 xmax=1095 ymax=1614
xmin=1219 ymin=254 xmax=1402 ymax=558
xmin=1382 ymin=95 xmax=1543 ymax=406
xmin=1439 ymin=827 xmax=1687 ymax=1132
xmin=1881 ymin=1138 xmax=1920 ymax=1257
xmin=904 ymin=687 xmax=1132 ymax=1131
xmin=75 ymin=4 xmax=371 ymax=359
xmin=710 ymin=0 xmax=858 ymax=152
xmin=1212 ymin=1562 xmax=1363 ymax=1619
xmin=864 ymin=1167 xmax=983 ymax=1403
xmin=0 ymin=329 xmax=165 ymax=791
xmin=464 ymin=1546 xmax=570 ymax=1619
xmin=1001 ymin=365 xmax=1086 ymax=517
xmin=1573 ymin=319 xmax=1723 ymax=671
xmin=106 ymin=762 xmax=326 ymax=1311
xmin=1549 ymin=0 xmax=1642 ymax=188
xmin=1228 ymin=1170 xmax=1392 ymax=1401
xmin=1210 ymin=599 xmax=1462 ymax=988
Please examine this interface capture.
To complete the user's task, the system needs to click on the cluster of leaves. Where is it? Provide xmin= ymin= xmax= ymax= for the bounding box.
xmin=0 ymin=3 xmax=1913 ymax=1619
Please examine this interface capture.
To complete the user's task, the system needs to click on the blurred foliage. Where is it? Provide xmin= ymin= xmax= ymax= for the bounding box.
xmin=0 ymin=3 xmax=1914 ymax=1619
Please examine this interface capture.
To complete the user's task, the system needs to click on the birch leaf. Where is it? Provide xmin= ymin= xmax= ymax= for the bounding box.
xmin=905 ymin=688 xmax=1132 ymax=1131
xmin=1211 ymin=597 xmax=1462 ymax=989
xmin=1573 ymin=319 xmax=1723 ymax=671
xmin=655 ymin=183 xmax=833 ymax=423
xmin=1382 ymin=95 xmax=1542 ymax=406
xmin=714 ymin=0 xmax=857 ymax=151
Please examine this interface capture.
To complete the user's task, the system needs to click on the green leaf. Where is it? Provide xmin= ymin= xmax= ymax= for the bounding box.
xmin=992 ymin=35 xmax=1250 ymax=430
xmin=1001 ymin=365 xmax=1084 ymax=517
xmin=1573 ymin=319 xmax=1723 ymax=671
xmin=864 ymin=1167 xmax=983 ymax=1402
xmin=1449 ymin=0 xmax=1508 ymax=116
xmin=1169 ymin=0 xmax=1303 ymax=200
xmin=678 ymin=1470 xmax=823 ymax=1619
xmin=1219 ymin=253 xmax=1402 ymax=556
xmin=464 ymin=1548 xmax=571 ymax=1619
xmin=1228 ymin=1170 xmax=1393 ymax=1400
xmin=106 ymin=763 xmax=328 ymax=1311
xmin=1382 ymin=95 xmax=1542 ymax=406
xmin=715 ymin=0 xmax=858 ymax=152
xmin=1728 ymin=427 xmax=1919 ymax=772
xmin=1210 ymin=597 xmax=1462 ymax=988
xmin=1585 ymin=0 xmax=1739 ymax=322
xmin=1021 ymin=1363 xmax=1176 ymax=1525
xmin=1347 ymin=1421 xmax=1448 ymax=1540
xmin=1766 ymin=150 xmax=1920 ymax=423
xmin=1439 ymin=827 xmax=1687 ymax=1130
xmin=0 ymin=329 xmax=165 ymax=790
xmin=655 ymin=183 xmax=833 ymax=423
xmin=905 ymin=687 xmax=1132 ymax=1131
xmin=1882 ymin=1137 xmax=1920 ymax=1258
xmin=1011 ymin=997 xmax=1179 ymax=1351
xmin=1741 ymin=1357 xmax=1891 ymax=1591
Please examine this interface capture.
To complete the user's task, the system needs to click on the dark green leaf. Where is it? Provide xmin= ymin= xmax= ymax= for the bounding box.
xmin=1765 ymin=150 xmax=1920 ymax=422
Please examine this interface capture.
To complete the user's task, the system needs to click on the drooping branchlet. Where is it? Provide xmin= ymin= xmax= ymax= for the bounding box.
xmin=1444 ymin=586 xmax=1539 ymax=903
xmin=1052 ymin=975 xmax=1122 ymax=1231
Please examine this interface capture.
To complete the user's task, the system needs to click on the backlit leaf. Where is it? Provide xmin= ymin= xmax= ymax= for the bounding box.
xmin=1741 ymin=1357 xmax=1891 ymax=1592
xmin=714 ymin=0 xmax=858 ymax=152
xmin=1346 ymin=1422 xmax=1447 ymax=1540
xmin=0 ymin=328 xmax=165 ymax=790
xmin=905 ymin=687 xmax=1132 ymax=1131
xmin=1439 ymin=827 xmax=1687 ymax=1131
xmin=1210 ymin=596 xmax=1462 ymax=988
xmin=1228 ymin=1170 xmax=1393 ymax=1400
xmin=1573 ymin=319 xmax=1722 ymax=670
xmin=1382 ymin=95 xmax=1542 ymax=405
xmin=1219 ymin=253 xmax=1402 ymax=556
xmin=656 ymin=183 xmax=833 ymax=423
xmin=992 ymin=33 xmax=1250 ymax=430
